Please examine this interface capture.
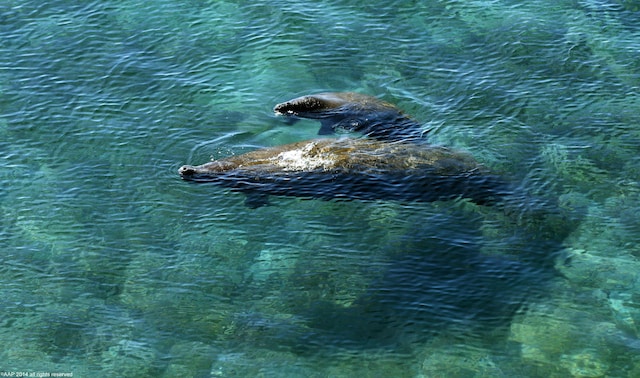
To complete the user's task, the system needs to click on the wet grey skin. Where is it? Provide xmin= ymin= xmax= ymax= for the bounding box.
xmin=273 ymin=92 xmax=426 ymax=142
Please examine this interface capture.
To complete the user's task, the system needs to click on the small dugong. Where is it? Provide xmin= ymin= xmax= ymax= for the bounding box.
xmin=274 ymin=92 xmax=425 ymax=141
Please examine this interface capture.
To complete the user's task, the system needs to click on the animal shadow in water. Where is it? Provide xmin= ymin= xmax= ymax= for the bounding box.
xmin=271 ymin=208 xmax=563 ymax=355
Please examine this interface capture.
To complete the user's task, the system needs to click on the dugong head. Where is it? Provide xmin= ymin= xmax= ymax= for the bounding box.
xmin=179 ymin=161 xmax=237 ymax=182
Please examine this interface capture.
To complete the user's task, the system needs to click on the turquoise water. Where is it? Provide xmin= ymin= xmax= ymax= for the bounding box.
xmin=1 ymin=0 xmax=640 ymax=376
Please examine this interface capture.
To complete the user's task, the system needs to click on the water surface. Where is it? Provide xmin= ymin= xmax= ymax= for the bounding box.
xmin=1 ymin=0 xmax=640 ymax=376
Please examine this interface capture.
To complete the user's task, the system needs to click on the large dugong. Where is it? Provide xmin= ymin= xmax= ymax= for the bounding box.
xmin=179 ymin=138 xmax=508 ymax=207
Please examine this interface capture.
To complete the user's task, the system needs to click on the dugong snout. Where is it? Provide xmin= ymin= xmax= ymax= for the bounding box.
xmin=179 ymin=161 xmax=238 ymax=182
xmin=178 ymin=165 xmax=196 ymax=177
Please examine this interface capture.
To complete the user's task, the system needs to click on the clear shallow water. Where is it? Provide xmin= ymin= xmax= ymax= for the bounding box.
xmin=1 ymin=0 xmax=639 ymax=376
